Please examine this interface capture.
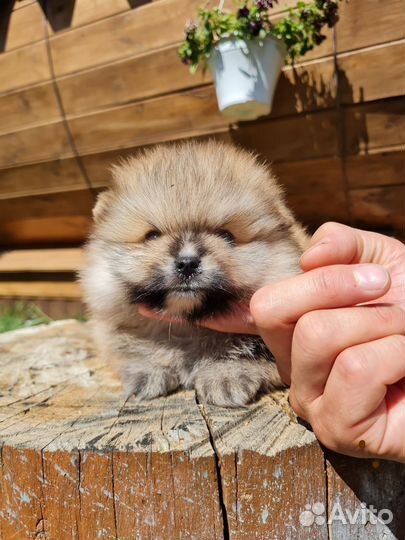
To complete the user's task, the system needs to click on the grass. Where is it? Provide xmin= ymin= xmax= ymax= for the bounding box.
xmin=0 ymin=302 xmax=52 ymax=334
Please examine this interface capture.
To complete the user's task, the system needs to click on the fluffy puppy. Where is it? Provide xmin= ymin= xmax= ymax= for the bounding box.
xmin=81 ymin=141 xmax=308 ymax=407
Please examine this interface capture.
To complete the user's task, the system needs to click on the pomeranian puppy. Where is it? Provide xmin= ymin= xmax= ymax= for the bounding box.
xmin=81 ymin=141 xmax=308 ymax=407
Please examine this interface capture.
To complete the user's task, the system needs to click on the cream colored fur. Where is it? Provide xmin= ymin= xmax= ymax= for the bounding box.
xmin=81 ymin=141 xmax=308 ymax=407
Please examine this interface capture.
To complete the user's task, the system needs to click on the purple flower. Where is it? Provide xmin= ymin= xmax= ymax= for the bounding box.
xmin=300 ymin=8 xmax=311 ymax=20
xmin=249 ymin=20 xmax=263 ymax=35
xmin=237 ymin=6 xmax=250 ymax=18
xmin=256 ymin=0 xmax=276 ymax=9
xmin=184 ymin=20 xmax=197 ymax=35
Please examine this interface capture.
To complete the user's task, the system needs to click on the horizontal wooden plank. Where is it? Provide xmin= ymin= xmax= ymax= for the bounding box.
xmin=0 ymin=41 xmax=50 ymax=95
xmin=68 ymin=86 xmax=229 ymax=156
xmin=0 ymin=217 xmax=92 ymax=246
xmin=0 ymin=282 xmax=81 ymax=298
xmin=47 ymin=0 xmax=405 ymax=81
xmin=0 ymin=158 xmax=88 ymax=200
xmin=336 ymin=0 xmax=405 ymax=53
xmin=49 ymin=0 xmax=203 ymax=77
xmin=57 ymin=45 xmax=207 ymax=117
xmin=0 ymin=86 xmax=228 ymax=168
xmin=350 ymin=185 xmax=405 ymax=229
xmin=45 ymin=0 xmax=132 ymax=35
xmin=0 ymin=121 xmax=74 ymax=169
xmin=2 ymin=37 xmax=403 ymax=141
xmin=0 ymin=83 xmax=61 ymax=135
xmin=346 ymin=150 xmax=405 ymax=189
xmin=0 ymin=190 xmax=96 ymax=222
xmin=273 ymin=59 xmax=336 ymax=116
xmin=4 ymin=1 xmax=134 ymax=53
xmin=345 ymin=97 xmax=405 ymax=156
xmin=232 ymin=109 xmax=339 ymax=162
xmin=273 ymin=157 xmax=349 ymax=224
xmin=338 ymin=40 xmax=405 ymax=104
xmin=235 ymin=97 xmax=405 ymax=164
xmin=3 ymin=0 xmax=45 ymax=51
xmin=0 ymin=131 xmax=232 ymax=199
xmin=0 ymin=297 xmax=85 ymax=319
xmin=0 ymin=249 xmax=84 ymax=273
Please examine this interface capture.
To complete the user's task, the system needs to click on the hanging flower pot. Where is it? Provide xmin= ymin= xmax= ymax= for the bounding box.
xmin=208 ymin=37 xmax=286 ymax=120
xmin=179 ymin=0 xmax=340 ymax=122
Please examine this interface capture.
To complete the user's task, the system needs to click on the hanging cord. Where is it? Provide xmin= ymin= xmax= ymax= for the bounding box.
xmin=41 ymin=1 xmax=97 ymax=200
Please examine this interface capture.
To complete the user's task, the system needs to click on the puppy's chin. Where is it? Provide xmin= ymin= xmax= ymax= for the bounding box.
xmin=129 ymin=282 xmax=239 ymax=322
xmin=164 ymin=292 xmax=203 ymax=317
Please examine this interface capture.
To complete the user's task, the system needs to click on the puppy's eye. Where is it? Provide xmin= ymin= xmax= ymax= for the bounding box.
xmin=215 ymin=229 xmax=235 ymax=244
xmin=144 ymin=230 xmax=161 ymax=242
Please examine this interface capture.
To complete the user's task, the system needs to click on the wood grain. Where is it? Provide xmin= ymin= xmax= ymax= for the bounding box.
xmin=0 ymin=158 xmax=87 ymax=200
xmin=338 ymin=40 xmax=405 ymax=105
xmin=68 ymin=86 xmax=228 ymax=157
xmin=0 ymin=248 xmax=83 ymax=273
xmin=0 ymin=282 xmax=81 ymax=298
xmin=0 ymin=320 xmax=403 ymax=539
xmin=350 ymin=184 xmax=405 ymax=229
xmin=0 ymin=190 xmax=96 ymax=222
xmin=57 ymin=45 xmax=208 ymax=117
xmin=0 ymin=120 xmax=74 ymax=169
xmin=49 ymin=0 xmax=204 ymax=77
xmin=346 ymin=150 xmax=405 ymax=189
xmin=0 ymin=216 xmax=93 ymax=246
xmin=0 ymin=41 xmax=50 ymax=94
xmin=0 ymin=82 xmax=61 ymax=135
xmin=336 ymin=0 xmax=405 ymax=53
xmin=3 ymin=1 xmax=45 ymax=52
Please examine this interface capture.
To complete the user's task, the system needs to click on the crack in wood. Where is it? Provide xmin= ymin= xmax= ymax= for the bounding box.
xmin=197 ymin=396 xmax=230 ymax=540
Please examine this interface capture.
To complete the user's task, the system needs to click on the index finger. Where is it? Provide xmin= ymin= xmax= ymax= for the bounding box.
xmin=250 ymin=263 xmax=391 ymax=384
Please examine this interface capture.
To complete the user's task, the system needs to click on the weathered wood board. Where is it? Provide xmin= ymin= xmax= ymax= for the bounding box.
xmin=0 ymin=320 xmax=404 ymax=539
xmin=0 ymin=0 xmax=404 ymax=246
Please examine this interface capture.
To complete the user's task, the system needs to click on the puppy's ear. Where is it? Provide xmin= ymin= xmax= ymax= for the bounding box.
xmin=93 ymin=190 xmax=113 ymax=224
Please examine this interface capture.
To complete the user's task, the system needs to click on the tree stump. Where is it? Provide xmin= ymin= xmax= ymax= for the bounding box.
xmin=0 ymin=320 xmax=404 ymax=540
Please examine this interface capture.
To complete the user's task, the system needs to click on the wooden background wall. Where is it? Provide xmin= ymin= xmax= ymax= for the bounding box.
xmin=0 ymin=0 xmax=404 ymax=249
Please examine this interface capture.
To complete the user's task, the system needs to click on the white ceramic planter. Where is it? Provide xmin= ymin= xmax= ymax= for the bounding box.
xmin=208 ymin=37 xmax=286 ymax=121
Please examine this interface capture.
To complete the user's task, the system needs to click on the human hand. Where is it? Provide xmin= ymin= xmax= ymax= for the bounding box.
xmin=250 ymin=222 xmax=405 ymax=462
xmin=138 ymin=221 xmax=405 ymax=461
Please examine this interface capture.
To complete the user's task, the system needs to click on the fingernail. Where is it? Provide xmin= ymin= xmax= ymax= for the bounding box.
xmin=353 ymin=265 xmax=389 ymax=291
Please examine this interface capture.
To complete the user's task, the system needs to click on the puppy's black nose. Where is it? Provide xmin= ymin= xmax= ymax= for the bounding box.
xmin=175 ymin=256 xmax=201 ymax=278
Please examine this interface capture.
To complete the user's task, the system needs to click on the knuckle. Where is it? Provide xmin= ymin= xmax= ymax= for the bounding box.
xmin=294 ymin=311 xmax=333 ymax=355
xmin=371 ymin=304 xmax=402 ymax=328
xmin=335 ymin=347 xmax=367 ymax=381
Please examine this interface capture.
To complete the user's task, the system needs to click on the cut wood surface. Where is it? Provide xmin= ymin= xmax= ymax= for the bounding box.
xmin=0 ymin=320 xmax=404 ymax=539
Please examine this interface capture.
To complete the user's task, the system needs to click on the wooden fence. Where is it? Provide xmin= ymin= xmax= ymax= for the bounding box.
xmin=0 ymin=0 xmax=404 ymax=310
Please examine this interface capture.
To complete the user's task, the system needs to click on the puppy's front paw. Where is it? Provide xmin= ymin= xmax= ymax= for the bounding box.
xmin=123 ymin=367 xmax=179 ymax=400
xmin=195 ymin=364 xmax=267 ymax=407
